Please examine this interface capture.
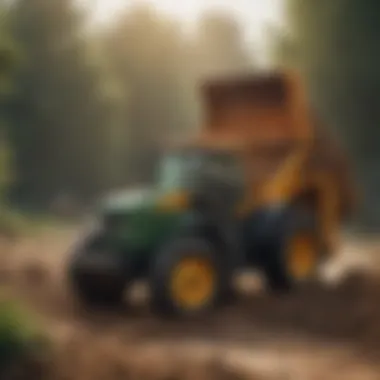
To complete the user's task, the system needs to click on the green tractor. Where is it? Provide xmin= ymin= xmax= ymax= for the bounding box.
xmin=66 ymin=72 xmax=355 ymax=318
xmin=68 ymin=148 xmax=244 ymax=316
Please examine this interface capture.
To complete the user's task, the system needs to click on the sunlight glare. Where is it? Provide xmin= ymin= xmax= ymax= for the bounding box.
xmin=93 ymin=0 xmax=283 ymax=32
xmin=92 ymin=0 xmax=284 ymax=63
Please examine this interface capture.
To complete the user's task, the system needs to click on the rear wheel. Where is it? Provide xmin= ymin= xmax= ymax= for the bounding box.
xmin=149 ymin=237 xmax=226 ymax=318
xmin=262 ymin=207 xmax=323 ymax=293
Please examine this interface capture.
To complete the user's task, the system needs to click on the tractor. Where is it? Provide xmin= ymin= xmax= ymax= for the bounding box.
xmin=66 ymin=70 xmax=356 ymax=318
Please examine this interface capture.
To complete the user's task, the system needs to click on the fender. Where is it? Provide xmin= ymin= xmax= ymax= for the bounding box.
xmin=176 ymin=210 xmax=226 ymax=249
xmin=242 ymin=203 xmax=296 ymax=267
xmin=177 ymin=210 xmax=244 ymax=269
xmin=176 ymin=210 xmax=209 ymax=236
xmin=245 ymin=203 xmax=292 ymax=242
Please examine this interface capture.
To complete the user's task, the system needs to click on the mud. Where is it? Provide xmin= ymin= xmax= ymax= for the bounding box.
xmin=2 ymin=229 xmax=380 ymax=379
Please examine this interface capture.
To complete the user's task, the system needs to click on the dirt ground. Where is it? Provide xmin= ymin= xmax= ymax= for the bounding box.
xmin=2 ymin=227 xmax=380 ymax=379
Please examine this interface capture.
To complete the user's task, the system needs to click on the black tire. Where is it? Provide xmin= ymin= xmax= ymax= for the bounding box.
xmin=70 ymin=272 xmax=125 ymax=309
xmin=67 ymin=233 xmax=126 ymax=310
xmin=262 ymin=206 xmax=323 ymax=294
xmin=149 ymin=237 xmax=227 ymax=318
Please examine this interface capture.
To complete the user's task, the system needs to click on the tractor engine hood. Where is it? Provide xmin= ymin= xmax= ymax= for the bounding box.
xmin=100 ymin=187 xmax=190 ymax=215
xmin=96 ymin=187 xmax=190 ymax=252
xmin=102 ymin=188 xmax=155 ymax=213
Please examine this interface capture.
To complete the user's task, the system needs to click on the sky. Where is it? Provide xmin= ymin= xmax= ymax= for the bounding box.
xmin=89 ymin=0 xmax=285 ymax=64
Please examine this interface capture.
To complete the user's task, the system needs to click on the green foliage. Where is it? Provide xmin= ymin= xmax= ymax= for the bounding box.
xmin=0 ymin=299 xmax=50 ymax=372
xmin=0 ymin=5 xmax=23 ymax=98
xmin=103 ymin=4 xmax=254 ymax=184
xmin=0 ymin=207 xmax=29 ymax=237
xmin=103 ymin=5 xmax=191 ymax=182
xmin=0 ymin=7 xmax=18 ymax=214
xmin=0 ymin=131 xmax=13 ymax=198
xmin=0 ymin=0 xmax=254 ymax=212
xmin=8 ymin=0 xmax=124 ymax=205
xmin=274 ymin=0 xmax=380 ymax=229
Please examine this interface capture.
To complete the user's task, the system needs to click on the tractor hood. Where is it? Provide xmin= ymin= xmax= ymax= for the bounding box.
xmin=101 ymin=188 xmax=156 ymax=214
xmin=97 ymin=187 xmax=190 ymax=252
xmin=100 ymin=187 xmax=190 ymax=216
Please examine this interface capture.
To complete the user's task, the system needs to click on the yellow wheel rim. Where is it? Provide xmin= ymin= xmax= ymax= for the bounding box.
xmin=287 ymin=233 xmax=317 ymax=280
xmin=171 ymin=256 xmax=216 ymax=310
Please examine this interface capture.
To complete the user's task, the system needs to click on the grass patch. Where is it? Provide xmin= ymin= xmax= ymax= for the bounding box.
xmin=0 ymin=298 xmax=51 ymax=376
xmin=0 ymin=207 xmax=72 ymax=238
xmin=0 ymin=207 xmax=29 ymax=238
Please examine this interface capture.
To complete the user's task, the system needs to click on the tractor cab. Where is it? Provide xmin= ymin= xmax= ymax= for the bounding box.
xmin=156 ymin=145 xmax=245 ymax=215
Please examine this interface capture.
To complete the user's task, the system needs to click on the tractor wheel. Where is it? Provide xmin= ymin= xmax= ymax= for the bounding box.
xmin=69 ymin=272 xmax=126 ymax=309
xmin=67 ymin=234 xmax=127 ymax=310
xmin=149 ymin=237 xmax=227 ymax=318
xmin=262 ymin=206 xmax=324 ymax=293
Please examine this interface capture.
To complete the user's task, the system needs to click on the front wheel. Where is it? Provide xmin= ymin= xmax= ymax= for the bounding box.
xmin=69 ymin=272 xmax=126 ymax=309
xmin=67 ymin=233 xmax=127 ymax=310
xmin=149 ymin=237 xmax=226 ymax=318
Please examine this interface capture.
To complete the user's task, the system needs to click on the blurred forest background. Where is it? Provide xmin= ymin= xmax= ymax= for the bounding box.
xmin=0 ymin=0 xmax=379 ymax=229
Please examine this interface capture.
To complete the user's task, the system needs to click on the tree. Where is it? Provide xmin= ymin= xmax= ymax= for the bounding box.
xmin=267 ymin=25 xmax=298 ymax=70
xmin=278 ymin=0 xmax=380 ymax=229
xmin=192 ymin=11 xmax=254 ymax=78
xmin=0 ymin=4 xmax=20 ymax=203
xmin=9 ymin=0 xmax=121 ymax=207
xmin=103 ymin=4 xmax=193 ymax=183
